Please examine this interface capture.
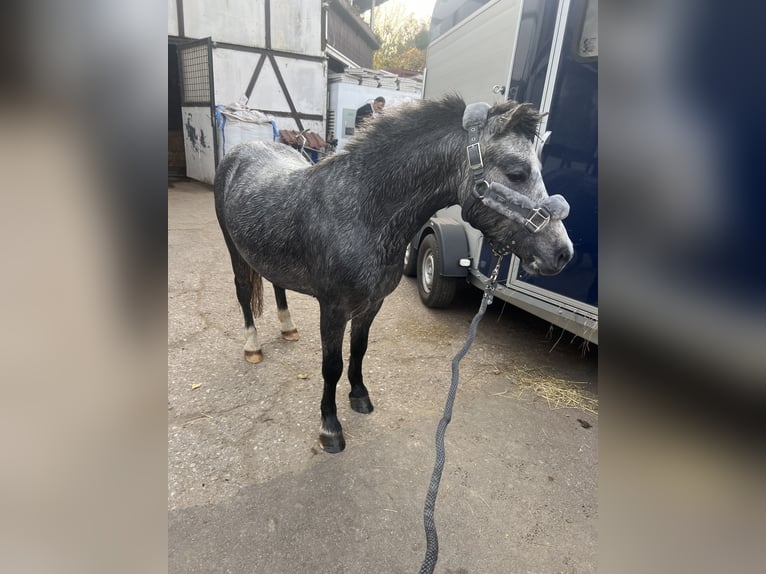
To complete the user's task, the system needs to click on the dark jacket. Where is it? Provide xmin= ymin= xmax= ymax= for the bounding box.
xmin=355 ymin=103 xmax=374 ymax=128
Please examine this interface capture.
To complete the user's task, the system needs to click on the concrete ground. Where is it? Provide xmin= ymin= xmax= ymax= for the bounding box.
xmin=168 ymin=180 xmax=598 ymax=574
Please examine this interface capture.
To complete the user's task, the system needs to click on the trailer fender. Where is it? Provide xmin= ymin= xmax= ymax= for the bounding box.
xmin=415 ymin=218 xmax=470 ymax=277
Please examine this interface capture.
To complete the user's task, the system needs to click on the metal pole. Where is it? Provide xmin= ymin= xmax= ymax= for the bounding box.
xmin=370 ymin=0 xmax=376 ymax=32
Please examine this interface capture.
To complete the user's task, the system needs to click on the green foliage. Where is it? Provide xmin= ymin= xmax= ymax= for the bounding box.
xmin=414 ymin=28 xmax=430 ymax=51
xmin=370 ymin=3 xmax=429 ymax=73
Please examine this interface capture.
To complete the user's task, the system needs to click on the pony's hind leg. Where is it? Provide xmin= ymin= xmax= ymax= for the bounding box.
xmin=241 ymin=269 xmax=264 ymax=363
xmin=273 ymin=285 xmax=299 ymax=341
xmin=222 ymin=232 xmax=264 ymax=363
xmin=347 ymin=300 xmax=382 ymax=414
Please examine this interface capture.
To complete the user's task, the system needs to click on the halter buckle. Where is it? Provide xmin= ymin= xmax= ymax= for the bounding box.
xmin=466 ymin=142 xmax=484 ymax=170
xmin=523 ymin=207 xmax=551 ymax=233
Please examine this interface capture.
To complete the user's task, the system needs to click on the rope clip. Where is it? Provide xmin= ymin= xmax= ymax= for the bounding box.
xmin=483 ymin=254 xmax=505 ymax=305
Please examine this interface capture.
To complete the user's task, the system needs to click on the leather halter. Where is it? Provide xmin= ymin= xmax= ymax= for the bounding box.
xmin=460 ymin=102 xmax=570 ymax=254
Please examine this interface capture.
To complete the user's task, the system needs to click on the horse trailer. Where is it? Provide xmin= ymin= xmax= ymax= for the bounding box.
xmin=407 ymin=0 xmax=598 ymax=344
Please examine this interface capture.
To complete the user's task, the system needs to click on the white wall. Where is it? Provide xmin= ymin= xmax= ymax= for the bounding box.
xmin=182 ymin=106 xmax=216 ymax=184
xmin=179 ymin=0 xmax=321 ymax=54
xmin=213 ymin=48 xmax=326 ymax=133
xmin=168 ymin=0 xmax=178 ymax=36
xmin=328 ymin=81 xmax=422 ymax=150
xmin=183 ymin=0 xmax=266 ymax=47
xmin=270 ymin=1 xmax=322 ymax=56
xmin=211 ymin=49 xmax=260 ymax=105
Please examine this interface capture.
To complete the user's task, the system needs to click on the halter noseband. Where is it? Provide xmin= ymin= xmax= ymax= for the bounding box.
xmin=461 ymin=102 xmax=570 ymax=254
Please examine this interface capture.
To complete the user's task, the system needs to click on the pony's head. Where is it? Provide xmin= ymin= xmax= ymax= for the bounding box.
xmin=460 ymin=101 xmax=573 ymax=276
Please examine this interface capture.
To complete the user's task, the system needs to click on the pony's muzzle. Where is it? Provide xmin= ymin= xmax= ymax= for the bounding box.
xmin=555 ymin=243 xmax=574 ymax=271
xmin=539 ymin=243 xmax=574 ymax=275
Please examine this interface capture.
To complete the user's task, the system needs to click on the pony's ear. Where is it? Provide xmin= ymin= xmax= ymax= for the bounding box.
xmin=488 ymin=102 xmax=540 ymax=141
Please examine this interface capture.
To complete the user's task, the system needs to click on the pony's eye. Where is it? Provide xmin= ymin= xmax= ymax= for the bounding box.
xmin=506 ymin=171 xmax=528 ymax=183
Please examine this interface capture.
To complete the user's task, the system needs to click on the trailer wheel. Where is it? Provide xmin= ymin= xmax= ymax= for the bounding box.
xmin=403 ymin=241 xmax=417 ymax=277
xmin=417 ymin=234 xmax=457 ymax=308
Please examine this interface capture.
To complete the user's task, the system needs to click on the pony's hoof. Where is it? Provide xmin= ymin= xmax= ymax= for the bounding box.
xmin=281 ymin=329 xmax=300 ymax=341
xmin=349 ymin=395 xmax=374 ymax=414
xmin=319 ymin=430 xmax=346 ymax=453
xmin=244 ymin=350 xmax=263 ymax=363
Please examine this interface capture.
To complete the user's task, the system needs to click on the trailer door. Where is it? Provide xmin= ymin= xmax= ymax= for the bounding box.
xmin=507 ymin=0 xmax=598 ymax=311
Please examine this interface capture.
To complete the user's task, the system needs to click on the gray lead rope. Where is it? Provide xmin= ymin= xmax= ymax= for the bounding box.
xmin=419 ymin=254 xmax=504 ymax=574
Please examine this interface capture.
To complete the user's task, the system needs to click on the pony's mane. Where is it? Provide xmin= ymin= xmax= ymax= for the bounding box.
xmin=342 ymin=94 xmax=466 ymax=154
xmin=342 ymin=94 xmax=540 ymax=155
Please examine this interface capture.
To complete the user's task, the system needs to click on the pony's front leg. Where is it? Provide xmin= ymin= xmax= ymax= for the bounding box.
xmin=318 ymin=304 xmax=347 ymax=453
xmin=347 ymin=300 xmax=383 ymax=414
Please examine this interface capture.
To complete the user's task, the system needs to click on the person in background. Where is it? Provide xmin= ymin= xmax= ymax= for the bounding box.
xmin=355 ymin=96 xmax=386 ymax=128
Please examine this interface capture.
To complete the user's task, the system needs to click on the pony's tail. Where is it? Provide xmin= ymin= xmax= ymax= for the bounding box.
xmin=249 ymin=268 xmax=264 ymax=319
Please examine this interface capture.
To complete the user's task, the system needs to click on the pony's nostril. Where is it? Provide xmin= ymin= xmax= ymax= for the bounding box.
xmin=557 ymin=245 xmax=574 ymax=269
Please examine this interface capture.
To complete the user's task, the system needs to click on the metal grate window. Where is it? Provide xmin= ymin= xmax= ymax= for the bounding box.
xmin=180 ymin=42 xmax=211 ymax=105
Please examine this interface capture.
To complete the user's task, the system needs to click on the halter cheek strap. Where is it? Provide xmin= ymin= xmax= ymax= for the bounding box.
xmin=463 ymin=102 xmax=491 ymax=193
xmin=460 ymin=102 xmax=570 ymax=244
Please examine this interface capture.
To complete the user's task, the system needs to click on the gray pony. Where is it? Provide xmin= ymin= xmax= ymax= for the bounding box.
xmin=214 ymin=95 xmax=573 ymax=452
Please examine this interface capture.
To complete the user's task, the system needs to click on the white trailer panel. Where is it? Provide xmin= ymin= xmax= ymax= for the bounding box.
xmin=424 ymin=0 xmax=522 ymax=104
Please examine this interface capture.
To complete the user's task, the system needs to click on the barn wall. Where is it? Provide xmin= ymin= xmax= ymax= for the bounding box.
xmin=326 ymin=3 xmax=378 ymax=68
xmin=270 ymin=2 xmax=323 ymax=56
xmin=168 ymin=0 xmax=179 ymax=36
xmin=212 ymin=48 xmax=326 ymax=133
xmin=183 ymin=0 xmax=267 ymax=47
xmin=170 ymin=1 xmax=329 ymax=182
xmin=179 ymin=0 xmax=322 ymax=55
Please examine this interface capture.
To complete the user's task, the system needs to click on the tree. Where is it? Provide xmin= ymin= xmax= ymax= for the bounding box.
xmin=367 ymin=1 xmax=430 ymax=73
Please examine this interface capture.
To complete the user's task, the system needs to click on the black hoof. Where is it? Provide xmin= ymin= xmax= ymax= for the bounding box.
xmin=319 ymin=430 xmax=346 ymax=453
xmin=349 ymin=395 xmax=374 ymax=414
